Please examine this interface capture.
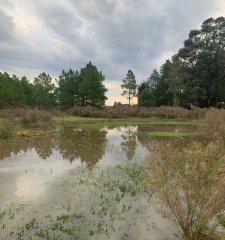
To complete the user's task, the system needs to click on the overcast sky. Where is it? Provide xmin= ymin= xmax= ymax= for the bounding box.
xmin=0 ymin=0 xmax=225 ymax=105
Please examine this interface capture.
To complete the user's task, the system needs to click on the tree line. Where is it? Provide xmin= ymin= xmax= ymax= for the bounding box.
xmin=138 ymin=17 xmax=225 ymax=108
xmin=1 ymin=17 xmax=225 ymax=109
xmin=0 ymin=62 xmax=107 ymax=109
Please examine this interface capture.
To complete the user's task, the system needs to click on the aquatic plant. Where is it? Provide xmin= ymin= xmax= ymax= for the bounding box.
xmin=13 ymin=164 xmax=149 ymax=240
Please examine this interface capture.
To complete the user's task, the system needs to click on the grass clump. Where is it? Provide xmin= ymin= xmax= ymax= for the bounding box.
xmin=145 ymin=141 xmax=225 ymax=240
xmin=0 ymin=120 xmax=13 ymax=139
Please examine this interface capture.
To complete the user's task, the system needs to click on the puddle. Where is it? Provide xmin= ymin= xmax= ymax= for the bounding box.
xmin=0 ymin=124 xmax=199 ymax=239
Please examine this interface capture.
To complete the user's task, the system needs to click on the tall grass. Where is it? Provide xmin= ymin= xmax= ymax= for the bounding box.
xmin=0 ymin=120 xmax=13 ymax=139
xmin=204 ymin=108 xmax=225 ymax=139
xmin=145 ymin=141 xmax=225 ymax=240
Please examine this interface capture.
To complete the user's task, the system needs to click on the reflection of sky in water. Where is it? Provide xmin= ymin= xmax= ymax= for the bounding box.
xmin=0 ymin=126 xmax=150 ymax=203
xmin=0 ymin=149 xmax=81 ymax=202
xmin=99 ymin=126 xmax=148 ymax=166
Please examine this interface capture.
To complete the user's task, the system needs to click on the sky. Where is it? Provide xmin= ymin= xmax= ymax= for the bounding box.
xmin=0 ymin=0 xmax=225 ymax=105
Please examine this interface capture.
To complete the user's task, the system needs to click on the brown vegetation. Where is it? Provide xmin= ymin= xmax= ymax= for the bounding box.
xmin=204 ymin=108 xmax=225 ymax=139
xmin=66 ymin=106 xmax=207 ymax=119
xmin=0 ymin=108 xmax=53 ymax=128
xmin=20 ymin=109 xmax=52 ymax=128
xmin=0 ymin=120 xmax=13 ymax=139
xmin=145 ymin=141 xmax=225 ymax=240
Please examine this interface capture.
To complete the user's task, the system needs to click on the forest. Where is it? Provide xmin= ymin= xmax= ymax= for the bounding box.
xmin=1 ymin=17 xmax=225 ymax=109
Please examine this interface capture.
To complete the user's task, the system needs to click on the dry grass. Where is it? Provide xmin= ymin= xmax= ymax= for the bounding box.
xmin=145 ymin=141 xmax=225 ymax=240
xmin=204 ymin=108 xmax=225 ymax=139
xmin=66 ymin=106 xmax=207 ymax=119
xmin=0 ymin=120 xmax=13 ymax=139
xmin=20 ymin=109 xmax=52 ymax=128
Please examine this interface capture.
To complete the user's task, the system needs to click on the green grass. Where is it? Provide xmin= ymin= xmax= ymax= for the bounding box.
xmin=148 ymin=131 xmax=201 ymax=137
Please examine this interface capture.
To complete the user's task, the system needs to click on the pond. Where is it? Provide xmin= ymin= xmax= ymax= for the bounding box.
xmin=0 ymin=123 xmax=200 ymax=240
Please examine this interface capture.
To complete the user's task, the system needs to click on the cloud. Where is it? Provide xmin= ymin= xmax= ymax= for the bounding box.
xmin=0 ymin=0 xmax=225 ymax=104
xmin=0 ymin=8 xmax=15 ymax=42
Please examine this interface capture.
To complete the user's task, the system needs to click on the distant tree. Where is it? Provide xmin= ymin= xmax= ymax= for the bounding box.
xmin=0 ymin=72 xmax=11 ymax=107
xmin=18 ymin=76 xmax=33 ymax=106
xmin=113 ymin=101 xmax=123 ymax=107
xmin=138 ymin=81 xmax=149 ymax=96
xmin=33 ymin=72 xmax=56 ymax=108
xmin=121 ymin=70 xmax=137 ymax=106
xmin=0 ymin=72 xmax=33 ymax=108
xmin=57 ymin=69 xmax=79 ymax=108
xmin=78 ymin=62 xmax=108 ymax=107
xmin=138 ymin=88 xmax=156 ymax=107
xmin=167 ymin=55 xmax=185 ymax=106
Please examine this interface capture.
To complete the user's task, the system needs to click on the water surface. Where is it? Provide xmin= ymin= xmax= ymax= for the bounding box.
xmin=0 ymin=124 xmax=198 ymax=239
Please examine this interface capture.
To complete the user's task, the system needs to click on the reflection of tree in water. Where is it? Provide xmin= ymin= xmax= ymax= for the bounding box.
xmin=0 ymin=128 xmax=107 ymax=167
xmin=58 ymin=127 xmax=107 ymax=167
xmin=32 ymin=137 xmax=53 ymax=159
xmin=136 ymin=125 xmax=153 ymax=149
xmin=121 ymin=126 xmax=137 ymax=161
xmin=0 ymin=136 xmax=53 ymax=160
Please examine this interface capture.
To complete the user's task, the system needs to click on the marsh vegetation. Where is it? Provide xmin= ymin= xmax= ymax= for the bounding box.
xmin=0 ymin=107 xmax=225 ymax=239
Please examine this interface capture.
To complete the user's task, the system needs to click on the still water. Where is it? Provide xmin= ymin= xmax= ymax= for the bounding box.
xmin=0 ymin=124 xmax=197 ymax=239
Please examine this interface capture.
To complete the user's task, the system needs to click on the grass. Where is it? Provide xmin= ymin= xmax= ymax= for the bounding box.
xmin=0 ymin=120 xmax=13 ymax=139
xmin=147 ymin=131 xmax=201 ymax=137
xmin=54 ymin=116 xmax=201 ymax=129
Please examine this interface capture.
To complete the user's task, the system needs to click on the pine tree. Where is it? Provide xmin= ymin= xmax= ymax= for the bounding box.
xmin=121 ymin=70 xmax=137 ymax=106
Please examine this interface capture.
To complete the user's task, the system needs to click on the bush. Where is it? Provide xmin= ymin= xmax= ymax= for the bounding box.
xmin=145 ymin=141 xmax=225 ymax=240
xmin=0 ymin=120 xmax=13 ymax=139
xmin=20 ymin=109 xmax=52 ymax=128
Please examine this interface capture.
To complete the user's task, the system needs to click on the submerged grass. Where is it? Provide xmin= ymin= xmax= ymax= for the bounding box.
xmin=5 ymin=164 xmax=149 ymax=240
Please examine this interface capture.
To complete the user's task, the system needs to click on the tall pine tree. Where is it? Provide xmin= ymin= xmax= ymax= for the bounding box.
xmin=121 ymin=70 xmax=137 ymax=106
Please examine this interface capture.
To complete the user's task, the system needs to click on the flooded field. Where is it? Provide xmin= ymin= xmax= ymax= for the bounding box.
xmin=0 ymin=122 xmax=201 ymax=240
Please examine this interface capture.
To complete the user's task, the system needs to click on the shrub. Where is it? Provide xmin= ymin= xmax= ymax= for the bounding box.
xmin=145 ymin=141 xmax=225 ymax=240
xmin=0 ymin=120 xmax=13 ymax=139
xmin=20 ymin=109 xmax=52 ymax=128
